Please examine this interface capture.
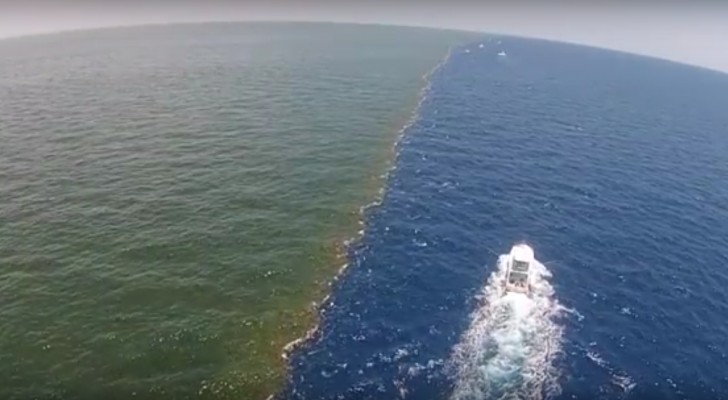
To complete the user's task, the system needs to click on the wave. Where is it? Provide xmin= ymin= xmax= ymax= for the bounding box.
xmin=584 ymin=345 xmax=636 ymax=396
xmin=448 ymin=251 xmax=566 ymax=400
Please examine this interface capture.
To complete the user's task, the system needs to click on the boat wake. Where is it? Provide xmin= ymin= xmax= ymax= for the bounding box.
xmin=448 ymin=252 xmax=566 ymax=400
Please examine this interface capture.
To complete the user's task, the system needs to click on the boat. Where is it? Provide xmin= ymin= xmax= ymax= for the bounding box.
xmin=497 ymin=50 xmax=507 ymax=57
xmin=504 ymin=243 xmax=534 ymax=295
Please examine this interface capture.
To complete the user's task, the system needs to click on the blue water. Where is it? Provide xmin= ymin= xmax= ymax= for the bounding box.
xmin=283 ymin=37 xmax=728 ymax=399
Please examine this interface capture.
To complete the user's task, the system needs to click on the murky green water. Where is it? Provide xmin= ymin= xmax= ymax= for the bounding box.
xmin=0 ymin=23 xmax=471 ymax=398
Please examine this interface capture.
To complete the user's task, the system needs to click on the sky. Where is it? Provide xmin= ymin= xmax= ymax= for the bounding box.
xmin=1 ymin=0 xmax=727 ymax=73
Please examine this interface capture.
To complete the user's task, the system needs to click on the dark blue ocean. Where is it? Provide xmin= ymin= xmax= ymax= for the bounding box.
xmin=283 ymin=37 xmax=728 ymax=399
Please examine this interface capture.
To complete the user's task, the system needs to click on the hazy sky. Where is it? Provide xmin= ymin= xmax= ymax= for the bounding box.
xmin=1 ymin=0 xmax=727 ymax=73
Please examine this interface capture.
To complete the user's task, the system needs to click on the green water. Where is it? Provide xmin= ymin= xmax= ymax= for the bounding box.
xmin=0 ymin=23 xmax=472 ymax=398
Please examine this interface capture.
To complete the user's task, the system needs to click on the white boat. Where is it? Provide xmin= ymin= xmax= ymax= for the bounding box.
xmin=504 ymin=243 xmax=534 ymax=295
xmin=497 ymin=50 xmax=507 ymax=57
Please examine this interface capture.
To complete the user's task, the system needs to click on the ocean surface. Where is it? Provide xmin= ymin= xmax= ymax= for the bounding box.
xmin=0 ymin=23 xmax=471 ymax=399
xmin=3 ymin=23 xmax=728 ymax=400
xmin=283 ymin=38 xmax=728 ymax=399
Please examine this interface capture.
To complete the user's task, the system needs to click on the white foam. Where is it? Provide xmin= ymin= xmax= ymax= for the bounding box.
xmin=449 ymin=253 xmax=565 ymax=400
xmin=585 ymin=344 xmax=637 ymax=395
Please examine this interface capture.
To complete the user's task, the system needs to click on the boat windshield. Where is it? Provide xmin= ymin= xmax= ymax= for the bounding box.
xmin=512 ymin=260 xmax=529 ymax=273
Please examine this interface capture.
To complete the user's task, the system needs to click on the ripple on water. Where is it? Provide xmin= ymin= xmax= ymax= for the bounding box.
xmin=0 ymin=23 xmax=473 ymax=398
xmin=284 ymin=37 xmax=728 ymax=399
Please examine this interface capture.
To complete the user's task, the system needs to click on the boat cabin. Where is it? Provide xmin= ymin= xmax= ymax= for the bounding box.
xmin=504 ymin=244 xmax=534 ymax=294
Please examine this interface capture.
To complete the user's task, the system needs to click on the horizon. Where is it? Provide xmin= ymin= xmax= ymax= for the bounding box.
xmin=1 ymin=1 xmax=727 ymax=73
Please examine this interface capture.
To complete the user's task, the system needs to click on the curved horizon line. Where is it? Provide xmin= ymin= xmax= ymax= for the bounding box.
xmin=1 ymin=19 xmax=726 ymax=77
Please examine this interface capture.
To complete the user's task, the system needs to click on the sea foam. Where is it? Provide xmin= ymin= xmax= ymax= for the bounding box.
xmin=449 ymin=252 xmax=566 ymax=400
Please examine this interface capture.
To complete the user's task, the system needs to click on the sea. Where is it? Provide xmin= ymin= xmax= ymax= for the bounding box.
xmin=0 ymin=23 xmax=471 ymax=399
xmin=282 ymin=35 xmax=728 ymax=399
xmin=1 ymin=22 xmax=728 ymax=400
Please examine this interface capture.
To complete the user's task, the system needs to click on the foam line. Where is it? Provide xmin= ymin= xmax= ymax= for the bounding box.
xmin=279 ymin=45 xmax=456 ymax=371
